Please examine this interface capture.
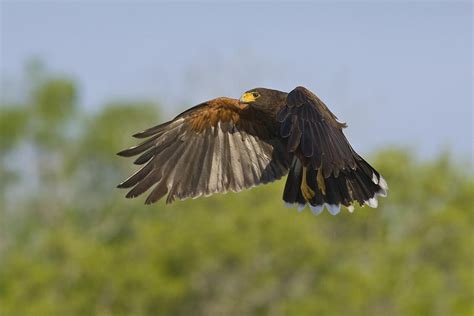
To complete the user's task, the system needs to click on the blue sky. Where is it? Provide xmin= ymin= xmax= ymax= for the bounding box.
xmin=1 ymin=1 xmax=472 ymax=158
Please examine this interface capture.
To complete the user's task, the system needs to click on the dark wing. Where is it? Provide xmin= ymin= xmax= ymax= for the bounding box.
xmin=277 ymin=86 xmax=387 ymax=212
xmin=277 ymin=86 xmax=355 ymax=177
xmin=117 ymin=97 xmax=290 ymax=204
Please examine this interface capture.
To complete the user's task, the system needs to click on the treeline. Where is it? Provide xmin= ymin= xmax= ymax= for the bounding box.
xmin=0 ymin=64 xmax=472 ymax=315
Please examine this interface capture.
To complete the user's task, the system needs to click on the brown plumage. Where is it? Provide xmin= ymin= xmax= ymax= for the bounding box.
xmin=117 ymin=86 xmax=388 ymax=215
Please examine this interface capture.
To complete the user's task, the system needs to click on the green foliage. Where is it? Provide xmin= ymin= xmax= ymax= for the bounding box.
xmin=80 ymin=102 xmax=159 ymax=160
xmin=0 ymin=106 xmax=28 ymax=151
xmin=0 ymin=66 xmax=473 ymax=316
xmin=67 ymin=102 xmax=160 ymax=208
xmin=33 ymin=79 xmax=77 ymax=121
xmin=31 ymin=78 xmax=77 ymax=147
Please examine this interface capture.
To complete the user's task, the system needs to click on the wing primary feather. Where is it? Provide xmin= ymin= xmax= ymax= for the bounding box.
xmin=125 ymin=169 xmax=162 ymax=199
xmin=133 ymin=120 xmax=176 ymax=138
xmin=168 ymin=133 xmax=200 ymax=200
xmin=232 ymin=130 xmax=255 ymax=187
xmin=251 ymin=137 xmax=273 ymax=183
xmin=117 ymin=134 xmax=160 ymax=157
xmin=301 ymin=119 xmax=313 ymax=157
xmin=150 ymin=141 xmax=189 ymax=203
xmin=130 ymin=123 xmax=186 ymax=163
xmin=280 ymin=115 xmax=294 ymax=138
xmin=184 ymin=132 xmax=206 ymax=198
xmin=146 ymin=182 xmax=169 ymax=204
xmin=242 ymin=133 xmax=260 ymax=182
xmin=227 ymin=129 xmax=245 ymax=191
xmin=117 ymin=159 xmax=154 ymax=188
xmin=206 ymin=127 xmax=221 ymax=195
xmin=220 ymin=125 xmax=232 ymax=191
xmin=196 ymin=127 xmax=214 ymax=196
xmin=276 ymin=106 xmax=289 ymax=122
xmin=126 ymin=139 xmax=183 ymax=199
xmin=287 ymin=120 xmax=302 ymax=152
xmin=195 ymin=127 xmax=214 ymax=195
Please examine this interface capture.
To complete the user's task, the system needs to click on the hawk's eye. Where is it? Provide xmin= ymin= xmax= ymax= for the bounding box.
xmin=252 ymin=92 xmax=260 ymax=98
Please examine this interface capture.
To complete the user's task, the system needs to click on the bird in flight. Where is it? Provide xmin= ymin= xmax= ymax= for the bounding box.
xmin=117 ymin=86 xmax=387 ymax=215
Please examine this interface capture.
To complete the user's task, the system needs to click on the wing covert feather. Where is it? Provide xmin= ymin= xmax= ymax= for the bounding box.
xmin=277 ymin=86 xmax=355 ymax=176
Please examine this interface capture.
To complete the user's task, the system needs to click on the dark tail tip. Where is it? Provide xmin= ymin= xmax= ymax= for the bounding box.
xmin=282 ymin=157 xmax=388 ymax=215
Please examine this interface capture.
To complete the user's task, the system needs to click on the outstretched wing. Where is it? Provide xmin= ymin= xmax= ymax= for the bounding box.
xmin=277 ymin=86 xmax=355 ymax=177
xmin=118 ymin=97 xmax=290 ymax=204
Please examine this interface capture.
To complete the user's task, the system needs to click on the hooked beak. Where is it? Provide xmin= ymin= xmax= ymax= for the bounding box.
xmin=239 ymin=92 xmax=256 ymax=104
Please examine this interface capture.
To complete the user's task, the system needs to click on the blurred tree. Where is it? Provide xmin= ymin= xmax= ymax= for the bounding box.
xmin=0 ymin=106 xmax=29 ymax=210
xmin=0 ymin=106 xmax=29 ymax=152
xmin=26 ymin=69 xmax=78 ymax=217
xmin=0 ymin=64 xmax=472 ymax=316
xmin=1 ymin=144 xmax=472 ymax=316
xmin=66 ymin=102 xmax=159 ymax=211
xmin=31 ymin=78 xmax=77 ymax=147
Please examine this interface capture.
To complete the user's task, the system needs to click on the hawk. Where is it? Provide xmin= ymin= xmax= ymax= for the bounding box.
xmin=117 ymin=86 xmax=387 ymax=215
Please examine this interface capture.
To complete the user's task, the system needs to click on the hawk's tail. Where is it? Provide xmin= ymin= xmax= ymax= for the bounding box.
xmin=282 ymin=157 xmax=388 ymax=215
